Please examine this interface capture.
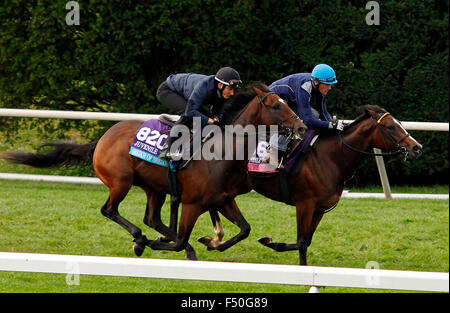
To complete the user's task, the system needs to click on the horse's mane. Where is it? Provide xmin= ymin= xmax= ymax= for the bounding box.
xmin=221 ymin=82 xmax=270 ymax=124
xmin=344 ymin=105 xmax=387 ymax=130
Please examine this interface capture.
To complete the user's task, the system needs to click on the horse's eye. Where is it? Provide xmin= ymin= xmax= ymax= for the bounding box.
xmin=387 ymin=125 xmax=395 ymax=131
xmin=273 ymin=104 xmax=281 ymax=110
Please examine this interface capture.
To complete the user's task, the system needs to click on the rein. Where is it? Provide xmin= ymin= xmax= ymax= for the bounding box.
xmin=257 ymin=91 xmax=303 ymax=139
xmin=339 ymin=112 xmax=410 ymax=157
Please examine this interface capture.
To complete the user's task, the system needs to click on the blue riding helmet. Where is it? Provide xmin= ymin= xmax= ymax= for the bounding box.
xmin=311 ymin=64 xmax=338 ymax=84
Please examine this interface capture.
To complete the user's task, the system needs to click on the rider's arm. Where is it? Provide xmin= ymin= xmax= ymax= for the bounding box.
xmin=296 ymin=87 xmax=331 ymax=130
xmin=185 ymin=80 xmax=212 ymax=126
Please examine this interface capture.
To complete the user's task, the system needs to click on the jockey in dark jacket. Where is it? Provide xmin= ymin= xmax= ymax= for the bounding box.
xmin=157 ymin=67 xmax=242 ymax=159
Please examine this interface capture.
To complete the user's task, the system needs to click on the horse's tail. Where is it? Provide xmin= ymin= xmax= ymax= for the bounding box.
xmin=1 ymin=141 xmax=98 ymax=168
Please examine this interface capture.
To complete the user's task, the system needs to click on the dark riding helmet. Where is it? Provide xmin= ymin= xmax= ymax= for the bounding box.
xmin=214 ymin=67 xmax=242 ymax=89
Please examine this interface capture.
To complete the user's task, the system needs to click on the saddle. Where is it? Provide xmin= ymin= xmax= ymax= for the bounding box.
xmin=284 ymin=129 xmax=319 ymax=173
xmin=128 ymin=117 xmax=212 ymax=198
xmin=158 ymin=114 xmax=179 ymax=127
xmin=248 ymin=129 xmax=319 ymax=205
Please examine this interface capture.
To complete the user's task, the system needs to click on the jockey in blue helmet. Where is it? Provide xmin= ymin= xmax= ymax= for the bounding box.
xmin=311 ymin=63 xmax=338 ymax=85
xmin=269 ymin=63 xmax=343 ymax=132
xmin=264 ymin=64 xmax=344 ymax=168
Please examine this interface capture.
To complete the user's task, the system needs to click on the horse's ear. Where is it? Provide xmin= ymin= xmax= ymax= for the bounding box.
xmin=362 ymin=105 xmax=386 ymax=120
xmin=363 ymin=106 xmax=379 ymax=119
xmin=252 ymin=86 xmax=265 ymax=98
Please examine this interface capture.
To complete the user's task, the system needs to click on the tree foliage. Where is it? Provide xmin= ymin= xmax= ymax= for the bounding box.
xmin=0 ymin=0 xmax=448 ymax=185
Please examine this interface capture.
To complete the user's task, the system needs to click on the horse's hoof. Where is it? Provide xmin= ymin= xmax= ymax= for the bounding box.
xmin=133 ymin=236 xmax=148 ymax=256
xmin=185 ymin=248 xmax=198 ymax=261
xmin=133 ymin=242 xmax=145 ymax=257
xmin=149 ymin=237 xmax=162 ymax=250
xmin=158 ymin=236 xmax=172 ymax=243
xmin=197 ymin=236 xmax=212 ymax=246
xmin=258 ymin=237 xmax=272 ymax=246
xmin=216 ymin=244 xmax=227 ymax=252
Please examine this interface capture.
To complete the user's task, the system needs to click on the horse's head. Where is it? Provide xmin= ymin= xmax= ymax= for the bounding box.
xmin=363 ymin=106 xmax=423 ymax=160
xmin=252 ymin=84 xmax=307 ymax=139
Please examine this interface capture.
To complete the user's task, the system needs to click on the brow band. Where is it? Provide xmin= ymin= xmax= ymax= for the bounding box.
xmin=377 ymin=112 xmax=390 ymax=124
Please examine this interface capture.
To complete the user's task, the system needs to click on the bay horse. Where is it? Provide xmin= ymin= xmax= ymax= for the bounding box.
xmin=2 ymin=83 xmax=306 ymax=260
xmin=197 ymin=105 xmax=423 ymax=265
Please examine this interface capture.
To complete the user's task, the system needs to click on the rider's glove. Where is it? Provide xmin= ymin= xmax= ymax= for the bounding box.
xmin=212 ymin=116 xmax=223 ymax=127
xmin=330 ymin=116 xmax=344 ymax=131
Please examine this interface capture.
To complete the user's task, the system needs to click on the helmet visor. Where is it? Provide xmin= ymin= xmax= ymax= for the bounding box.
xmin=314 ymin=75 xmax=337 ymax=84
xmin=228 ymin=79 xmax=242 ymax=89
xmin=216 ymin=77 xmax=243 ymax=89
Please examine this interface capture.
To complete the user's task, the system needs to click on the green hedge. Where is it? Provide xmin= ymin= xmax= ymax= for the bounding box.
xmin=0 ymin=0 xmax=448 ymax=185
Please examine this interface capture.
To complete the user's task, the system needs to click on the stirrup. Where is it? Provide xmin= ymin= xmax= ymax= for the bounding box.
xmin=277 ymin=156 xmax=285 ymax=169
xmin=159 ymin=147 xmax=170 ymax=160
xmin=159 ymin=148 xmax=182 ymax=160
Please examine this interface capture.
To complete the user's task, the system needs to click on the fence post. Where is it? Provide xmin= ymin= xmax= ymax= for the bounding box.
xmin=373 ymin=148 xmax=392 ymax=198
xmin=308 ymin=286 xmax=321 ymax=293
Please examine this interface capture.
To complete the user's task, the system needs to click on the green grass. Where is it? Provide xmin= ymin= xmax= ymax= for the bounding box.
xmin=0 ymin=180 xmax=448 ymax=293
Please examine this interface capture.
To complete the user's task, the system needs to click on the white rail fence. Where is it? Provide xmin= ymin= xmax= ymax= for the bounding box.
xmin=0 ymin=108 xmax=448 ymax=129
xmin=0 ymin=108 xmax=448 ymax=199
xmin=0 ymin=109 xmax=448 ymax=292
xmin=0 ymin=173 xmax=447 ymax=200
xmin=0 ymin=252 xmax=448 ymax=292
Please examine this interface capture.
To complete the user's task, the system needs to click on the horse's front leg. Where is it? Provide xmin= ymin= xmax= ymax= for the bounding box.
xmin=301 ymin=212 xmax=324 ymax=264
xmin=296 ymin=203 xmax=316 ymax=265
xmin=258 ymin=202 xmax=316 ymax=266
xmin=257 ymin=237 xmax=300 ymax=252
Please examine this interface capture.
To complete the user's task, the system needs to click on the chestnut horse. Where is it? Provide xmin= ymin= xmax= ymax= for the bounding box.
xmin=198 ymin=105 xmax=423 ymax=265
xmin=2 ymin=84 xmax=306 ymax=260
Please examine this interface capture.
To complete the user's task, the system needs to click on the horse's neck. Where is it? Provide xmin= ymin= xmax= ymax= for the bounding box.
xmin=226 ymin=100 xmax=259 ymax=162
xmin=232 ymin=100 xmax=258 ymax=127
xmin=338 ymin=121 xmax=376 ymax=179
xmin=313 ymin=121 xmax=374 ymax=182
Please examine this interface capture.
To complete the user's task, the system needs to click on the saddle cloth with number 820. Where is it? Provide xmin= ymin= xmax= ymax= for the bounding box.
xmin=129 ymin=119 xmax=171 ymax=167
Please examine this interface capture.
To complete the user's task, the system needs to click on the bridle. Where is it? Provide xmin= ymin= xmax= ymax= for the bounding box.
xmin=257 ymin=91 xmax=305 ymax=140
xmin=340 ymin=112 xmax=411 ymax=158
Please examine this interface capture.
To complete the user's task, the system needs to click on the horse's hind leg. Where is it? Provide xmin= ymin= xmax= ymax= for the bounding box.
xmin=169 ymin=195 xmax=181 ymax=233
xmin=142 ymin=190 xmax=171 ymax=238
xmin=200 ymin=200 xmax=250 ymax=252
xmin=197 ymin=209 xmax=225 ymax=250
xmin=101 ymin=186 xmax=151 ymax=257
xmin=150 ymin=203 xmax=201 ymax=255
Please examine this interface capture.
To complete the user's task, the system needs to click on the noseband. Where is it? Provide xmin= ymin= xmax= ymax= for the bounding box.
xmin=374 ymin=112 xmax=410 ymax=148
